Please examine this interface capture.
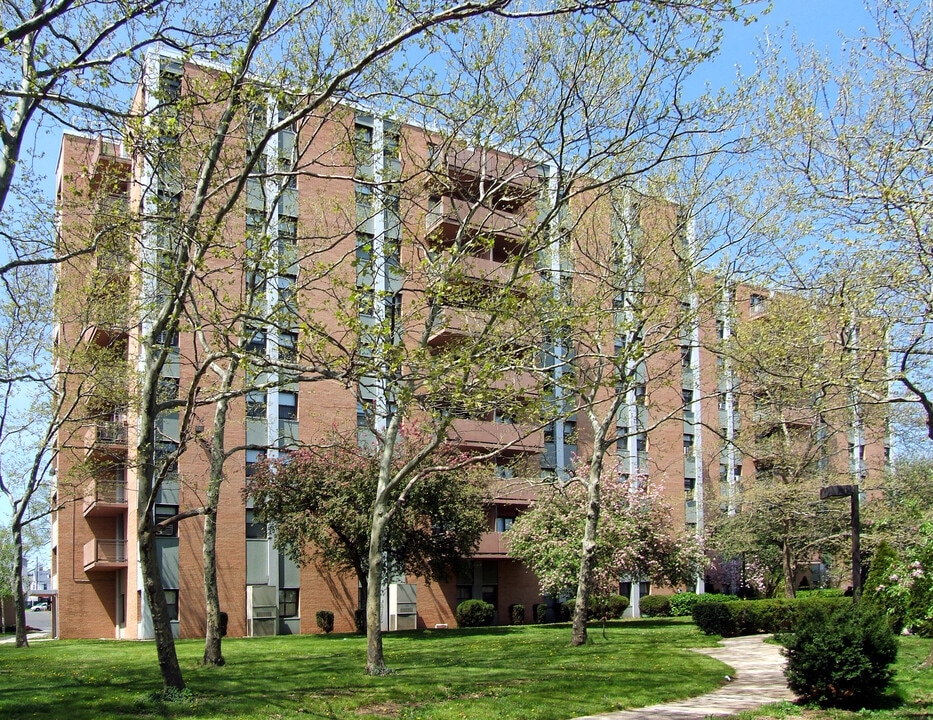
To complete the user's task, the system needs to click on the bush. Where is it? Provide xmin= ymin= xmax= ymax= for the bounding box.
xmin=456 ymin=599 xmax=494 ymax=627
xmin=561 ymin=594 xmax=629 ymax=621
xmin=669 ymin=592 xmax=701 ymax=617
xmin=692 ymin=601 xmax=733 ymax=636
xmin=315 ymin=610 xmax=334 ymax=634
xmin=509 ymin=604 xmax=525 ymax=625
xmin=353 ymin=608 xmax=366 ymax=634
xmin=593 ymin=594 xmax=629 ymax=619
xmin=534 ymin=603 xmax=547 ymax=624
xmin=639 ymin=594 xmax=672 ymax=617
xmin=559 ymin=600 xmax=574 ymax=622
xmin=692 ymin=596 xmax=851 ymax=637
xmin=781 ymin=602 xmax=897 ymax=707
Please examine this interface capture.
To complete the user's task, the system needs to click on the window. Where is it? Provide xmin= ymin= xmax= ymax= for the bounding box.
xmin=680 ymin=345 xmax=691 ymax=368
xmin=356 ymin=184 xmax=372 ymax=218
xmin=682 ymin=389 xmax=693 ymax=406
xmin=279 ymin=391 xmax=297 ymax=420
xmin=635 ymin=433 xmax=647 ymax=452
xmin=357 ymin=399 xmax=374 ymax=428
xmin=163 ymin=589 xmax=179 ymax=621
xmin=750 ymin=293 xmax=765 ymax=313
xmin=684 ymin=477 xmax=696 ymax=498
xmin=246 ymin=327 xmax=266 ymax=355
xmin=383 ymin=122 xmax=400 ymax=160
xmin=245 ymin=449 xmax=264 ymax=478
xmin=718 ymin=393 xmax=727 ymax=411
xmin=157 ymin=376 xmax=179 ymax=403
xmin=278 ymin=331 xmax=298 ymax=362
xmin=246 ymin=391 xmax=267 ymax=419
xmin=716 ymin=319 xmax=725 ymax=339
xmin=246 ymin=508 xmax=267 ymax=539
xmin=278 ymin=216 xmax=297 ymax=246
xmin=279 ymin=588 xmax=299 ymax=618
xmin=154 ymin=504 xmax=179 ymax=537
xmin=683 ymin=434 xmax=695 ymax=451
xmin=495 ymin=516 xmax=515 ymax=532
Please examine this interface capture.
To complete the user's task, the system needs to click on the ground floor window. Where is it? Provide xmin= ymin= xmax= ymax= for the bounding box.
xmin=279 ymin=588 xmax=299 ymax=618
xmin=164 ymin=589 xmax=179 ymax=621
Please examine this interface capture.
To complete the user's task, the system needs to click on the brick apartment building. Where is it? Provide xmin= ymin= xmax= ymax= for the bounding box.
xmin=50 ymin=50 xmax=888 ymax=640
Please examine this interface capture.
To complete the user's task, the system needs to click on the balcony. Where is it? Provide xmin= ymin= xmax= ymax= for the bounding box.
xmin=448 ymin=418 xmax=542 ymax=453
xmin=427 ymin=306 xmax=530 ymax=347
xmin=89 ymin=136 xmax=131 ymax=190
xmin=431 ymin=148 xmax=539 ymax=197
xmin=474 ymin=531 xmax=511 ymax=558
xmin=84 ymin=421 xmax=128 ymax=457
xmin=83 ymin=538 xmax=127 ymax=572
xmin=426 ymin=196 xmax=525 ymax=244
xmin=83 ymin=476 xmax=127 ymax=517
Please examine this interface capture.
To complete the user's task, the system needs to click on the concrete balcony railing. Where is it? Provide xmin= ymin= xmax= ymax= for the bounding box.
xmin=83 ymin=539 xmax=127 ymax=571
xmin=448 ymin=418 xmax=543 ymax=453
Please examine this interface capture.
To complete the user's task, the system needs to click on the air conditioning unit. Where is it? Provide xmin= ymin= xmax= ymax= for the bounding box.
xmin=247 ymin=585 xmax=278 ymax=637
xmin=388 ymin=583 xmax=417 ymax=631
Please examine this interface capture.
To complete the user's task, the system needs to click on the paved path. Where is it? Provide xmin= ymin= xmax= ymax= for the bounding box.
xmin=571 ymin=634 xmax=795 ymax=720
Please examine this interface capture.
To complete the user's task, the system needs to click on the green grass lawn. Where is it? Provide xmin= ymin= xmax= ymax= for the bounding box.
xmin=733 ymin=635 xmax=933 ymax=720
xmin=0 ymin=618 xmax=728 ymax=720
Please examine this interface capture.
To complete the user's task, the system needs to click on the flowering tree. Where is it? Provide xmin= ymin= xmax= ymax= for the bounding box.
xmin=246 ymin=427 xmax=489 ymax=623
xmin=871 ymin=521 xmax=933 ymax=667
xmin=507 ymin=465 xmax=706 ymax=607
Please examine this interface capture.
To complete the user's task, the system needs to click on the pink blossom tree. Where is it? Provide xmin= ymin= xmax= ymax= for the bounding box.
xmin=507 ymin=463 xmax=706 ymax=632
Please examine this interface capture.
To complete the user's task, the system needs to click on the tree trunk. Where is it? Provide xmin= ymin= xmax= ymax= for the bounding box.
xmin=201 ymin=504 xmax=224 ymax=666
xmin=202 ymin=392 xmax=232 ymax=666
xmin=571 ymin=463 xmax=602 ymax=647
xmin=140 ymin=531 xmax=185 ymax=690
xmin=781 ymin=535 xmax=795 ymax=599
xmin=365 ymin=510 xmax=388 ymax=674
xmin=12 ymin=522 xmax=27 ymax=648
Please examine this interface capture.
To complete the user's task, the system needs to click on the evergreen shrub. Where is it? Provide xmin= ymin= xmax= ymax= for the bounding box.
xmin=456 ymin=599 xmax=494 ymax=627
xmin=509 ymin=604 xmax=525 ymax=625
xmin=781 ymin=602 xmax=897 ymax=707
xmin=315 ymin=610 xmax=334 ymax=634
xmin=638 ymin=594 xmax=672 ymax=617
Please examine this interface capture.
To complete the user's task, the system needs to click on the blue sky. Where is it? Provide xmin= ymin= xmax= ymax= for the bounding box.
xmin=708 ymin=0 xmax=875 ymax=82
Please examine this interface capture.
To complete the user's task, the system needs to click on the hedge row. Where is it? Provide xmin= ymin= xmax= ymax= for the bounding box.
xmin=692 ymin=596 xmax=851 ymax=637
xmin=639 ymin=592 xmax=739 ymax=618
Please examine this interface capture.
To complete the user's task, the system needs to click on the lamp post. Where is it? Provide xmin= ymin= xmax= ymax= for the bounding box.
xmin=819 ymin=484 xmax=861 ymax=601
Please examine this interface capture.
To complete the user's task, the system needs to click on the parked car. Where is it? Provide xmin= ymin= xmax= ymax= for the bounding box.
xmin=30 ymin=603 xmax=48 ymax=612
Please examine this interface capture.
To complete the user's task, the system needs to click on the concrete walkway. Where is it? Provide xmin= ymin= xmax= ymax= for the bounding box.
xmin=0 ymin=632 xmax=50 ymax=645
xmin=571 ymin=634 xmax=795 ymax=720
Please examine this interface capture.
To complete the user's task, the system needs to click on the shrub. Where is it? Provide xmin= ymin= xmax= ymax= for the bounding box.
xmin=692 ymin=596 xmax=852 ymax=637
xmin=594 ymin=594 xmax=629 ymax=619
xmin=456 ymin=599 xmax=494 ymax=627
xmin=534 ymin=603 xmax=547 ymax=624
xmin=561 ymin=594 xmax=629 ymax=621
xmin=692 ymin=601 xmax=734 ymax=636
xmin=353 ymin=608 xmax=366 ymax=634
xmin=669 ymin=592 xmax=701 ymax=617
xmin=781 ymin=602 xmax=897 ymax=707
xmin=559 ymin=600 xmax=574 ymax=622
xmin=509 ymin=604 xmax=525 ymax=625
xmin=315 ymin=610 xmax=334 ymax=634
xmin=639 ymin=594 xmax=672 ymax=617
